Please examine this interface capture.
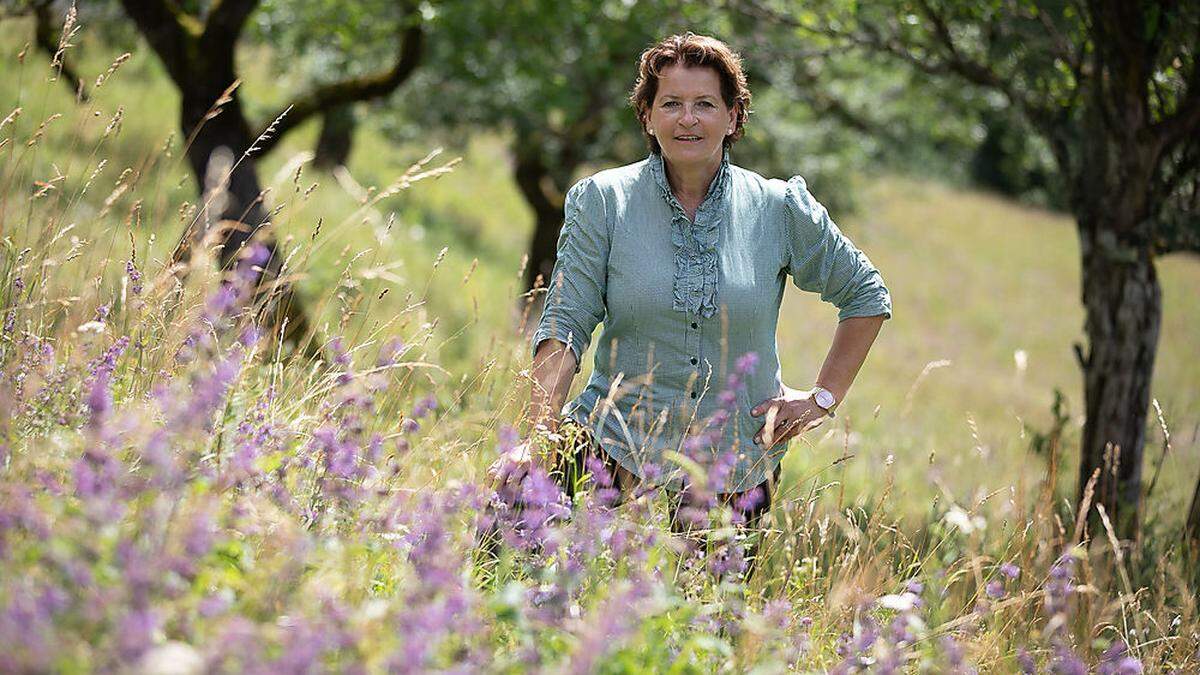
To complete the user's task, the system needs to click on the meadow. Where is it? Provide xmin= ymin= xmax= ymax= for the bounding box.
xmin=1 ymin=20 xmax=1199 ymax=672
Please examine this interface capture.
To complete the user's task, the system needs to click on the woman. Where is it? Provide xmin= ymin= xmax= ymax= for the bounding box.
xmin=494 ymin=33 xmax=890 ymax=537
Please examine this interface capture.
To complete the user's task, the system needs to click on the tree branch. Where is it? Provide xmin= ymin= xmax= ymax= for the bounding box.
xmin=906 ymin=0 xmax=1068 ymax=127
xmin=1152 ymin=56 xmax=1200 ymax=154
xmin=1154 ymin=206 xmax=1200 ymax=255
xmin=783 ymin=54 xmax=900 ymax=142
xmin=200 ymin=0 xmax=260 ymax=51
xmin=251 ymin=3 xmax=424 ymax=156
xmin=117 ymin=0 xmax=200 ymax=84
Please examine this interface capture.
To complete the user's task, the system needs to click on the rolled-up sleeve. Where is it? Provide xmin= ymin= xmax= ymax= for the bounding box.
xmin=530 ymin=177 xmax=610 ymax=372
xmin=784 ymin=175 xmax=892 ymax=321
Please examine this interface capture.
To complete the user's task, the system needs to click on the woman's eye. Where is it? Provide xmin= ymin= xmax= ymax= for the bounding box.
xmin=663 ymin=101 xmax=680 ymax=107
xmin=699 ymin=101 xmax=715 ymax=108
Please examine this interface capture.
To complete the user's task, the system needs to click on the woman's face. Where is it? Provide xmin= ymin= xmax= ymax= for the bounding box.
xmin=646 ymin=63 xmax=736 ymax=171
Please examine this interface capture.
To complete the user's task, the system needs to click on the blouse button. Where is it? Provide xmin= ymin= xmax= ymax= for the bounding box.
xmin=690 ymin=357 xmax=698 ymax=366
xmin=690 ymin=391 xmax=697 ymax=399
xmin=690 ymin=322 xmax=698 ymax=329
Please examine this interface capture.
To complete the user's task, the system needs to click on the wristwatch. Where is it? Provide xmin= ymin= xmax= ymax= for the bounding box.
xmin=812 ymin=386 xmax=838 ymax=417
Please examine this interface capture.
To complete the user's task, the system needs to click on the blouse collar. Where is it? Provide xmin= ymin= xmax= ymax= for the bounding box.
xmin=648 ymin=149 xmax=732 ymax=214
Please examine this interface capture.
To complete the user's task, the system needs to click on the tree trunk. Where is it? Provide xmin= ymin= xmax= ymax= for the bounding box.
xmin=513 ymin=149 xmax=570 ymax=312
xmin=179 ymin=84 xmax=268 ymax=264
xmin=313 ymin=105 xmax=357 ymax=170
xmin=32 ymin=1 xmax=88 ymax=102
xmin=1188 ymin=472 xmax=1200 ymax=547
xmin=176 ymin=72 xmax=314 ymax=349
xmin=1076 ymin=225 xmax=1162 ymax=541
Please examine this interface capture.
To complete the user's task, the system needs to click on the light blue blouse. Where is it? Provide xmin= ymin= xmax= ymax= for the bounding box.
xmin=531 ymin=151 xmax=891 ymax=492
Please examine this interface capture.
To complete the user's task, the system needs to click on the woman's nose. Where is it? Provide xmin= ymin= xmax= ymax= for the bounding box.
xmin=681 ymin=105 xmax=698 ymax=124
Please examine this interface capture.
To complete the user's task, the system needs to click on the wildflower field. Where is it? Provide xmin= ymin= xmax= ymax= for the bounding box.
xmin=2 ymin=20 xmax=1200 ymax=674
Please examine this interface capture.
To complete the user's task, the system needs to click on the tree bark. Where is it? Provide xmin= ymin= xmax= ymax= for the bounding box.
xmin=513 ymin=148 xmax=570 ymax=307
xmin=1188 ymin=471 xmax=1200 ymax=547
xmin=179 ymin=81 xmax=267 ymax=264
xmin=313 ymin=105 xmax=356 ymax=170
xmin=174 ymin=59 xmax=314 ymax=347
xmin=31 ymin=0 xmax=88 ymax=102
xmin=1076 ymin=225 xmax=1162 ymax=540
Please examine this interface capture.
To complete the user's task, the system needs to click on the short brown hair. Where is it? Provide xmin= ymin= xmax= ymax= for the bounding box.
xmin=629 ymin=33 xmax=751 ymax=154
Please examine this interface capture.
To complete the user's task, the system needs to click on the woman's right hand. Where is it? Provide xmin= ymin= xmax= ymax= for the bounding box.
xmin=487 ymin=439 xmax=540 ymax=492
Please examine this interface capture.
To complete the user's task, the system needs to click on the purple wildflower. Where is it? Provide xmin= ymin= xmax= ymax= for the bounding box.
xmin=172 ymin=351 xmax=243 ymax=432
xmin=126 ymin=259 xmax=143 ymax=295
xmin=854 ymin=616 xmax=879 ymax=652
xmin=1016 ymin=646 xmax=1037 ymax=674
xmin=205 ymin=283 xmax=239 ymax=322
xmin=183 ymin=507 xmax=216 ymax=558
xmin=515 ymin=467 xmax=570 ymax=552
xmin=86 ymin=370 xmax=112 ymax=432
xmin=497 ymin=425 xmax=519 ymax=454
xmin=1050 ymin=645 xmax=1087 ymax=675
xmin=941 ymin=635 xmax=967 ymax=670
xmin=389 ymin=489 xmax=484 ymax=672
xmin=0 ymin=581 xmax=59 ymax=671
xmin=986 ymin=580 xmax=1006 ymax=599
xmin=1044 ymin=552 xmax=1077 ymax=621
xmin=707 ymin=540 xmax=747 ymax=578
xmin=88 ymin=335 xmax=131 ymax=382
xmin=566 ymin=579 xmax=650 ymax=673
xmin=734 ymin=484 xmax=765 ymax=515
xmin=412 ymin=394 xmax=438 ymax=419
xmin=73 ymin=447 xmax=123 ymax=509
xmin=238 ymin=325 xmax=260 ymax=348
xmin=735 ymin=351 xmax=759 ymax=375
xmin=197 ymin=592 xmax=231 ymax=618
xmin=242 ymin=242 xmax=272 ymax=273
xmin=1001 ymin=562 xmax=1021 ymax=579
xmin=377 ymin=337 xmax=406 ymax=367
xmin=1098 ymin=641 xmax=1143 ymax=675
xmin=117 ymin=608 xmax=160 ymax=661
xmin=0 ymin=485 xmax=49 ymax=556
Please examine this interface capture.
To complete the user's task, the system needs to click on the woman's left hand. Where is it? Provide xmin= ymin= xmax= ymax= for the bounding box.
xmin=750 ymin=385 xmax=829 ymax=449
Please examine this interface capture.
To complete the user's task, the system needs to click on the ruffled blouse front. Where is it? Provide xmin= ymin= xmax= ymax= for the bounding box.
xmin=531 ymin=153 xmax=891 ymax=492
xmin=647 ymin=151 xmax=730 ymax=319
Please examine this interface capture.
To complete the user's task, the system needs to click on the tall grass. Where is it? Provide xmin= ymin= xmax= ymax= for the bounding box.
xmin=1 ymin=16 xmax=1198 ymax=673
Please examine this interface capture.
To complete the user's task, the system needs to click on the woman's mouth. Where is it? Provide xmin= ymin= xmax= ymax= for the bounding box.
xmin=675 ymin=135 xmax=703 ymax=143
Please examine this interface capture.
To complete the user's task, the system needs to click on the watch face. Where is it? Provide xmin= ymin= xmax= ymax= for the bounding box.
xmin=815 ymin=389 xmax=835 ymax=409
